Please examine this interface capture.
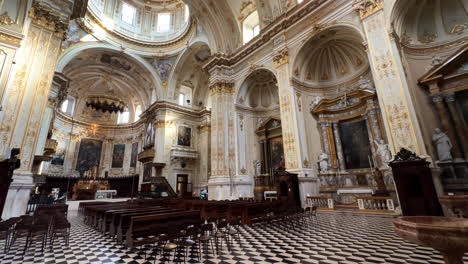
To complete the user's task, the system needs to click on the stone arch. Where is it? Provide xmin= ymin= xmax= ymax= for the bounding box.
xmin=56 ymin=42 xmax=164 ymax=101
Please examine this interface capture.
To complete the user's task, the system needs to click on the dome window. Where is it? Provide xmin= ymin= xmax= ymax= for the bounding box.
xmin=121 ymin=2 xmax=136 ymax=25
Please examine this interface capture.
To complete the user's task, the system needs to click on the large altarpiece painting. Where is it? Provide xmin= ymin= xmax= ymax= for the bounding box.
xmin=339 ymin=119 xmax=372 ymax=169
xmin=256 ymin=118 xmax=284 ymax=176
xmin=76 ymin=139 xmax=103 ymax=172
xmin=111 ymin=144 xmax=125 ymax=168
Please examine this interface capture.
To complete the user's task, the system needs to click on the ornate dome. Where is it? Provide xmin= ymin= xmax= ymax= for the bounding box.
xmin=237 ymin=69 xmax=279 ymax=110
xmin=295 ymin=27 xmax=369 ymax=87
xmin=393 ymin=0 xmax=468 ymax=46
xmin=87 ymin=0 xmax=190 ymax=44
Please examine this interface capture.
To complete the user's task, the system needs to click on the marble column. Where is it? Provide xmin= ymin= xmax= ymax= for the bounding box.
xmin=208 ymin=81 xmax=236 ymax=200
xmin=432 ymin=93 xmax=462 ymax=159
xmin=319 ymin=121 xmax=330 ymax=156
xmin=0 ymin=3 xmax=69 ymax=219
xmin=332 ymin=122 xmax=345 ymax=171
xmin=445 ymin=93 xmax=468 ymax=159
xmin=357 ymin=0 xmax=427 ymax=156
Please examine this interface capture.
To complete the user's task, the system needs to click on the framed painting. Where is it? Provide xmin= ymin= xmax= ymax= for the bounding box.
xmin=130 ymin=142 xmax=138 ymax=168
xmin=111 ymin=144 xmax=125 ymax=168
xmin=269 ymin=136 xmax=285 ymax=172
xmin=76 ymin=139 xmax=103 ymax=172
xmin=177 ymin=126 xmax=191 ymax=147
xmin=339 ymin=119 xmax=372 ymax=169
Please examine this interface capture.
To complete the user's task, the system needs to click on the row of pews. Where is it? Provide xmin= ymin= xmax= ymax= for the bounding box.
xmin=80 ymin=198 xmax=296 ymax=248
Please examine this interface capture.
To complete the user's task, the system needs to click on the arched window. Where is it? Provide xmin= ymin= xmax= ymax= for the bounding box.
xmin=243 ymin=11 xmax=260 ymax=44
xmin=178 ymin=86 xmax=193 ymax=107
xmin=297 ymin=0 xmax=304 ymax=3
xmin=121 ymin=2 xmax=136 ymax=25
xmin=117 ymin=110 xmax=130 ymax=124
xmin=134 ymin=105 xmax=142 ymax=121
xmin=60 ymin=96 xmax=75 ymax=115
xmin=157 ymin=13 xmax=171 ymax=32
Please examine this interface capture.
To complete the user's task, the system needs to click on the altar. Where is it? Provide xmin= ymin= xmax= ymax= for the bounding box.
xmin=311 ymin=89 xmax=398 ymax=211
xmin=95 ymin=190 xmax=117 ymax=199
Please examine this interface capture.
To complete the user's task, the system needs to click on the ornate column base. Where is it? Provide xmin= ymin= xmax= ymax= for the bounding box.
xmin=2 ymin=171 xmax=34 ymax=219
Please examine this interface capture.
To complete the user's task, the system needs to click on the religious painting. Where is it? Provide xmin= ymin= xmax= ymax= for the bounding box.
xmin=177 ymin=126 xmax=192 ymax=147
xmin=111 ymin=144 xmax=125 ymax=168
xmin=148 ymin=57 xmax=176 ymax=83
xmin=76 ymin=139 xmax=102 ymax=173
xmin=143 ymin=163 xmax=152 ymax=182
xmin=269 ymin=136 xmax=285 ymax=172
xmin=339 ymin=119 xmax=372 ymax=169
xmin=130 ymin=142 xmax=138 ymax=168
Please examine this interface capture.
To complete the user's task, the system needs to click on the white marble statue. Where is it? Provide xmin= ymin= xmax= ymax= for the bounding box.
xmin=374 ymin=139 xmax=392 ymax=168
xmin=318 ymin=152 xmax=329 ymax=173
xmin=432 ymin=128 xmax=453 ymax=161
xmin=253 ymin=160 xmax=262 ymax=175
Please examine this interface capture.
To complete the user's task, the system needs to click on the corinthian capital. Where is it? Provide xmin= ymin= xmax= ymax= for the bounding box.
xmin=29 ymin=2 xmax=70 ymax=40
xmin=273 ymin=48 xmax=289 ymax=67
xmin=354 ymin=0 xmax=383 ymax=19
xmin=209 ymin=81 xmax=235 ymax=95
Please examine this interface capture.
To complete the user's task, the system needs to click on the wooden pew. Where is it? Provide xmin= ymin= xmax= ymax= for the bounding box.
xmin=115 ymin=208 xmax=181 ymax=242
xmin=78 ymin=201 xmax=112 ymax=214
xmin=125 ymin=210 xmax=201 ymax=248
xmin=99 ymin=206 xmax=164 ymax=232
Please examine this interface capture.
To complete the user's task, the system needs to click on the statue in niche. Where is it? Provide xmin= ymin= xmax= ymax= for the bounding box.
xmin=318 ymin=152 xmax=329 ymax=173
xmin=253 ymin=160 xmax=261 ymax=176
xmin=432 ymin=128 xmax=453 ymax=161
xmin=374 ymin=139 xmax=392 ymax=168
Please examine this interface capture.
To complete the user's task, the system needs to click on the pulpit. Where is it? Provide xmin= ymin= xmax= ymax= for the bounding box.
xmin=389 ymin=149 xmax=443 ymax=216
xmin=275 ymin=167 xmax=300 ymax=207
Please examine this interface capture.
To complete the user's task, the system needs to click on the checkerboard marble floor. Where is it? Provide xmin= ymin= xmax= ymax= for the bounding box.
xmin=1 ymin=211 xmax=467 ymax=264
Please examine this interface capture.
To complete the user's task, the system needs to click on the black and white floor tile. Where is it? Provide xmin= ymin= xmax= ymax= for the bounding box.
xmin=1 ymin=212 xmax=467 ymax=264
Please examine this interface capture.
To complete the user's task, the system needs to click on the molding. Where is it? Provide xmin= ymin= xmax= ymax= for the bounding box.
xmin=353 ymin=0 xmax=383 ymax=20
xmin=29 ymin=2 xmax=69 ymax=40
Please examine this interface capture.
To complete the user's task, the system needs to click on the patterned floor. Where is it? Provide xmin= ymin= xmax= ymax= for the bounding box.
xmin=1 ymin=211 xmax=467 ymax=264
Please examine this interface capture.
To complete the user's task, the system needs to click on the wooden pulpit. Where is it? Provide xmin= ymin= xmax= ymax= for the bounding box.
xmin=275 ymin=167 xmax=301 ymax=207
xmin=389 ymin=148 xmax=443 ymax=216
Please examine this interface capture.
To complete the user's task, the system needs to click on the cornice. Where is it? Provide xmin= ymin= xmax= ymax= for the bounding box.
xmin=86 ymin=10 xmax=195 ymax=49
xmin=142 ymin=100 xmax=211 ymax=120
xmin=203 ymin=0 xmax=330 ymax=71
xmin=56 ymin=110 xmax=144 ymax=130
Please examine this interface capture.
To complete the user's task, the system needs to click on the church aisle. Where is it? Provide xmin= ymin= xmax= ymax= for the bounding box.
xmin=1 ymin=213 xmax=466 ymax=264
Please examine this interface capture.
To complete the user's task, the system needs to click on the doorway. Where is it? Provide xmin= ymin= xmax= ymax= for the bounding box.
xmin=176 ymin=174 xmax=188 ymax=196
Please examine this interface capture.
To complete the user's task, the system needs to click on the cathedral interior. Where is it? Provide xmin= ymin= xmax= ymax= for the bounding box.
xmin=0 ymin=0 xmax=467 ymax=263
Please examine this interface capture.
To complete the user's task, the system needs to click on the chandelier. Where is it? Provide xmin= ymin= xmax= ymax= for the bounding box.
xmin=86 ymin=95 xmax=126 ymax=113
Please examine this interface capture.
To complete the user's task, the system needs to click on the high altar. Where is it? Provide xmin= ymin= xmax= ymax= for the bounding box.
xmin=312 ymin=89 xmax=397 ymax=208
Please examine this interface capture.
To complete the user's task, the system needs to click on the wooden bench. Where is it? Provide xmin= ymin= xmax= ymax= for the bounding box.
xmin=125 ymin=210 xmax=201 ymax=248
xmin=99 ymin=206 xmax=164 ymax=233
xmin=115 ymin=208 xmax=181 ymax=242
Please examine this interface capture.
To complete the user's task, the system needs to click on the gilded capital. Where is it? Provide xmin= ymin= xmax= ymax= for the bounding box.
xmin=273 ymin=48 xmax=289 ymax=67
xmin=29 ymin=2 xmax=69 ymax=40
xmin=354 ymin=0 xmax=383 ymax=19
xmin=209 ymin=81 xmax=235 ymax=95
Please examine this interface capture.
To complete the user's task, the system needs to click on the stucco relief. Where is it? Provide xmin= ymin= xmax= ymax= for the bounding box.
xmin=362 ymin=10 xmax=420 ymax=153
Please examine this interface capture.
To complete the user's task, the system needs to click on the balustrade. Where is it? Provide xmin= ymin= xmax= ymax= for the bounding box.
xmin=306 ymin=196 xmax=334 ymax=210
xmin=356 ymin=196 xmax=395 ymax=213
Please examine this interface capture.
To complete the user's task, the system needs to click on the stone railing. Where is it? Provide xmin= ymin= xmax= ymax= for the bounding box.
xmin=306 ymin=196 xmax=334 ymax=210
xmin=356 ymin=196 xmax=395 ymax=213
